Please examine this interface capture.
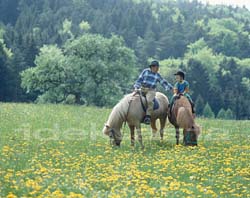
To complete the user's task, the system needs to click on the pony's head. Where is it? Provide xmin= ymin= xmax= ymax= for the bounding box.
xmin=102 ymin=124 xmax=122 ymax=147
xmin=184 ymin=124 xmax=201 ymax=146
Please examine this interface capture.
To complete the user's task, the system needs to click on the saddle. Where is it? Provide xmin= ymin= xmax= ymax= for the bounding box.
xmin=169 ymin=94 xmax=183 ymax=117
xmin=139 ymin=93 xmax=159 ymax=112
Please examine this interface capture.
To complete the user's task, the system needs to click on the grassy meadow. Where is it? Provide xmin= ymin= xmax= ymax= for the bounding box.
xmin=0 ymin=103 xmax=250 ymax=198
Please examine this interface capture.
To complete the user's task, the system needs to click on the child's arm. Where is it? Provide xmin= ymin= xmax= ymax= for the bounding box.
xmin=173 ymin=88 xmax=178 ymax=95
xmin=183 ymin=81 xmax=190 ymax=94
xmin=184 ymin=87 xmax=189 ymax=93
xmin=173 ymin=82 xmax=178 ymax=95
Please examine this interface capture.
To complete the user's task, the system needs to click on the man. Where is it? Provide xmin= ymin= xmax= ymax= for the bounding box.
xmin=170 ymin=70 xmax=195 ymax=114
xmin=134 ymin=60 xmax=173 ymax=124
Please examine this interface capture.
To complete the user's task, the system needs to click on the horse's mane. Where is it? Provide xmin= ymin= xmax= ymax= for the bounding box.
xmin=106 ymin=94 xmax=132 ymax=129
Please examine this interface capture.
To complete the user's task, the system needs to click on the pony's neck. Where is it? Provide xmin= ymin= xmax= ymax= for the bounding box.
xmin=107 ymin=94 xmax=130 ymax=129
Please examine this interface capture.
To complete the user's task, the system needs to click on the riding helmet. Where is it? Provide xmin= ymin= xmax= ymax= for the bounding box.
xmin=174 ymin=70 xmax=185 ymax=79
xmin=149 ymin=60 xmax=159 ymax=67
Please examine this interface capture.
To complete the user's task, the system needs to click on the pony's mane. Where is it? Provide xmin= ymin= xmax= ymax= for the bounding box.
xmin=106 ymin=94 xmax=132 ymax=128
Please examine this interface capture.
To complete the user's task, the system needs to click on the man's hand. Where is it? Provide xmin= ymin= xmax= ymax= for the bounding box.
xmin=134 ymin=88 xmax=140 ymax=93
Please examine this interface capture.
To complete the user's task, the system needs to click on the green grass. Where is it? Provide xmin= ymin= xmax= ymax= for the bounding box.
xmin=0 ymin=103 xmax=250 ymax=198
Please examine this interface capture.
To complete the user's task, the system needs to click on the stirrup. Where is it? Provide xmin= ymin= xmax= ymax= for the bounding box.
xmin=143 ymin=115 xmax=151 ymax=125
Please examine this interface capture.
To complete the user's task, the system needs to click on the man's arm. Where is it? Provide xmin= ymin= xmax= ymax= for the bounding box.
xmin=158 ymin=74 xmax=173 ymax=91
xmin=134 ymin=69 xmax=146 ymax=89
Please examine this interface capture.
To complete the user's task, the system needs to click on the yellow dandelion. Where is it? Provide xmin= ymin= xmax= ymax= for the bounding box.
xmin=7 ymin=192 xmax=17 ymax=198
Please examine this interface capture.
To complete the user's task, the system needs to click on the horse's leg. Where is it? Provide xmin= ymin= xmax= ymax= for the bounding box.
xmin=151 ymin=119 xmax=157 ymax=139
xmin=175 ymin=127 xmax=180 ymax=145
xmin=183 ymin=129 xmax=187 ymax=145
xmin=159 ymin=117 xmax=167 ymax=141
xmin=129 ymin=125 xmax=135 ymax=147
xmin=136 ymin=125 xmax=144 ymax=149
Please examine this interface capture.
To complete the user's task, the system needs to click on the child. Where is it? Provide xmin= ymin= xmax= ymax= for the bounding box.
xmin=170 ymin=70 xmax=195 ymax=113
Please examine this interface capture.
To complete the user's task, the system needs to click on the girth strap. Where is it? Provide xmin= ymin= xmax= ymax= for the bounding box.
xmin=139 ymin=92 xmax=147 ymax=112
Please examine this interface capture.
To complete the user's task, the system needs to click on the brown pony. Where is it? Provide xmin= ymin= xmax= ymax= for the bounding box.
xmin=168 ymin=95 xmax=201 ymax=146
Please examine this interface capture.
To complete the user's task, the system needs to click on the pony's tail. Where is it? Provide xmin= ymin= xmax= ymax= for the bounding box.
xmin=176 ymin=107 xmax=194 ymax=129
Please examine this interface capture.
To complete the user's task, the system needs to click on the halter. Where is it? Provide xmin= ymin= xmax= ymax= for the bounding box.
xmin=109 ymin=128 xmax=116 ymax=145
xmin=184 ymin=128 xmax=197 ymax=146
xmin=105 ymin=125 xmax=120 ymax=146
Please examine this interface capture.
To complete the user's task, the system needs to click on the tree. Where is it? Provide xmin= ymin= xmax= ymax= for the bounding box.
xmin=21 ymin=34 xmax=137 ymax=106
xmin=186 ymin=58 xmax=210 ymax=100
xmin=217 ymin=58 xmax=241 ymax=118
xmin=0 ymin=0 xmax=19 ymax=25
xmin=206 ymin=18 xmax=241 ymax=57
xmin=195 ymin=94 xmax=205 ymax=116
xmin=184 ymin=39 xmax=221 ymax=87
xmin=2 ymin=0 xmax=250 ymax=109
xmin=225 ymin=109 xmax=235 ymax=120
xmin=202 ymin=103 xmax=215 ymax=118
xmin=217 ymin=108 xmax=226 ymax=119
xmin=0 ymin=29 xmax=13 ymax=101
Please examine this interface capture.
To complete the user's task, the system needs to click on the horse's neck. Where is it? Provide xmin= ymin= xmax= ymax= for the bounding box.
xmin=107 ymin=95 xmax=130 ymax=129
xmin=175 ymin=99 xmax=194 ymax=128
xmin=170 ymin=97 xmax=190 ymax=121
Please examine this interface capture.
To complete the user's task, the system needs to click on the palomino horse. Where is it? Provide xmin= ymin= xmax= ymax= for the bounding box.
xmin=102 ymin=92 xmax=169 ymax=148
xmin=168 ymin=95 xmax=201 ymax=146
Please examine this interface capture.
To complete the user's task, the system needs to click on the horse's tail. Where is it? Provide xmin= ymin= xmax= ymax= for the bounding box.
xmin=176 ymin=107 xmax=194 ymax=129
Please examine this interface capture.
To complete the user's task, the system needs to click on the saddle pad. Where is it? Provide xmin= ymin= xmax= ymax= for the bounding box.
xmin=153 ymin=98 xmax=159 ymax=110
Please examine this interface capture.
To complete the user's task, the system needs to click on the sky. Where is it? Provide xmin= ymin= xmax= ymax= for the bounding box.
xmin=198 ymin=0 xmax=250 ymax=9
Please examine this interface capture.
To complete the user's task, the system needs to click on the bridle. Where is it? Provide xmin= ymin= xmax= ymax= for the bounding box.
xmin=105 ymin=124 xmax=120 ymax=146
xmin=184 ymin=127 xmax=197 ymax=146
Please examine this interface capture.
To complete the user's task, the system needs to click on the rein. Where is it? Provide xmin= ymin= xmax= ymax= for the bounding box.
xmin=184 ymin=130 xmax=197 ymax=145
xmin=124 ymin=92 xmax=138 ymax=128
xmin=109 ymin=128 xmax=117 ymax=146
xmin=138 ymin=91 xmax=147 ymax=112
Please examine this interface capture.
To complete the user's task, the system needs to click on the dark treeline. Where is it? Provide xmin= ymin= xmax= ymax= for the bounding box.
xmin=0 ymin=0 xmax=250 ymax=119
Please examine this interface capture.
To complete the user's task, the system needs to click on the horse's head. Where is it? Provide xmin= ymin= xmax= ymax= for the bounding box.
xmin=102 ymin=124 xmax=122 ymax=147
xmin=184 ymin=124 xmax=201 ymax=146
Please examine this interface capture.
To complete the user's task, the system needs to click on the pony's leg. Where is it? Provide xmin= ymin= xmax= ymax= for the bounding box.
xmin=175 ymin=127 xmax=180 ymax=145
xmin=183 ymin=129 xmax=187 ymax=145
xmin=129 ymin=125 xmax=135 ymax=147
xmin=151 ymin=119 xmax=157 ymax=139
xmin=159 ymin=117 xmax=167 ymax=141
xmin=136 ymin=125 xmax=144 ymax=149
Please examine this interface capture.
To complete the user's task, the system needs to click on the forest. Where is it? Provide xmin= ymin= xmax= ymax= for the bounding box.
xmin=0 ymin=0 xmax=250 ymax=119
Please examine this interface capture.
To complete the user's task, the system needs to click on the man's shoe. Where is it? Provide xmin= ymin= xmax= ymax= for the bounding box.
xmin=143 ymin=115 xmax=151 ymax=125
